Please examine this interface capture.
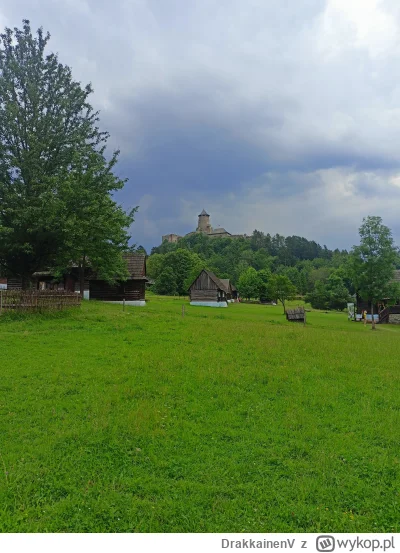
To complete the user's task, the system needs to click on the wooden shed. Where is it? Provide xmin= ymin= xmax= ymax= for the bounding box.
xmin=219 ymin=279 xmax=233 ymax=302
xmin=189 ymin=269 xmax=229 ymax=307
xmin=231 ymin=284 xmax=239 ymax=301
xmin=286 ymin=307 xmax=306 ymax=323
xmin=89 ymin=253 xmax=147 ymax=305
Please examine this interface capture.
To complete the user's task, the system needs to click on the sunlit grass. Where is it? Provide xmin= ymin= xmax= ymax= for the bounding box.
xmin=0 ymin=297 xmax=399 ymax=532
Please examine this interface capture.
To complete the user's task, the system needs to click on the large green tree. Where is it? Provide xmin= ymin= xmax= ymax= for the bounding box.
xmin=162 ymin=249 xmax=204 ymax=296
xmin=154 ymin=267 xmax=177 ymax=296
xmin=348 ymin=216 xmax=398 ymax=329
xmin=238 ymin=267 xmax=262 ymax=301
xmin=269 ymin=274 xmax=297 ymax=314
xmin=0 ymin=21 xmax=134 ymax=289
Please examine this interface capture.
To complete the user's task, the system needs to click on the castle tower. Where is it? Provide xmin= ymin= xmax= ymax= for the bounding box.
xmin=197 ymin=209 xmax=212 ymax=234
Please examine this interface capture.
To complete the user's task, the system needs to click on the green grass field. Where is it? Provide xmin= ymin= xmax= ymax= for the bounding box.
xmin=0 ymin=296 xmax=400 ymax=532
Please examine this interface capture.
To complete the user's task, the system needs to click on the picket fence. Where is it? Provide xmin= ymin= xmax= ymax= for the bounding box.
xmin=0 ymin=289 xmax=81 ymax=313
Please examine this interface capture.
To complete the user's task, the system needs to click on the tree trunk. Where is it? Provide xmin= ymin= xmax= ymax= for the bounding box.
xmin=79 ymin=256 xmax=86 ymax=297
xmin=282 ymin=299 xmax=286 ymax=314
xmin=371 ymin=300 xmax=376 ymax=330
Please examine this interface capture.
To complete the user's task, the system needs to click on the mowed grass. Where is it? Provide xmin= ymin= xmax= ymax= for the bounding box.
xmin=0 ymin=297 xmax=400 ymax=532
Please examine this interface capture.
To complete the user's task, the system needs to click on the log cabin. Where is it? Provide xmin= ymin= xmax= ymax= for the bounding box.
xmin=89 ymin=253 xmax=147 ymax=305
xmin=31 ymin=253 xmax=146 ymax=304
xmin=231 ymin=284 xmax=239 ymax=302
xmin=219 ymin=279 xmax=233 ymax=302
xmin=189 ymin=269 xmax=229 ymax=307
xmin=356 ymin=269 xmax=400 ymax=324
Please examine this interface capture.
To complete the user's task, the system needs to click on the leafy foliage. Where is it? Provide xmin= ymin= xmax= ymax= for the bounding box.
xmin=268 ymin=274 xmax=297 ymax=313
xmin=306 ymin=272 xmax=350 ymax=311
xmin=0 ymin=21 xmax=134 ymax=288
xmin=238 ymin=267 xmax=262 ymax=300
xmin=150 ymin=230 xmax=349 ymax=300
xmin=153 ymin=267 xmax=177 ymax=296
xmin=348 ymin=216 xmax=399 ymax=327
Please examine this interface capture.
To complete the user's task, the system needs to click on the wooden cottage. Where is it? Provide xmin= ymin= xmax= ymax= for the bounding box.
xmin=31 ymin=253 xmax=147 ymax=304
xmin=89 ymin=253 xmax=147 ymax=305
xmin=220 ymin=279 xmax=233 ymax=302
xmin=356 ymin=269 xmax=400 ymax=324
xmin=33 ymin=269 xmax=90 ymax=298
xmin=231 ymin=284 xmax=239 ymax=301
xmin=189 ymin=269 xmax=229 ymax=307
xmin=3 ymin=277 xmax=23 ymax=290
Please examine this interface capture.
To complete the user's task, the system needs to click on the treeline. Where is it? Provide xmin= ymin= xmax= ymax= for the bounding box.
xmin=148 ymin=231 xmax=354 ymax=310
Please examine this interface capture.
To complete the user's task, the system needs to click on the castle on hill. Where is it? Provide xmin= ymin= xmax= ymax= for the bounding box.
xmin=162 ymin=209 xmax=246 ymax=243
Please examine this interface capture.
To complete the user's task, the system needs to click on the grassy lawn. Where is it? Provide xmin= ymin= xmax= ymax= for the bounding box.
xmin=0 ymin=296 xmax=400 ymax=532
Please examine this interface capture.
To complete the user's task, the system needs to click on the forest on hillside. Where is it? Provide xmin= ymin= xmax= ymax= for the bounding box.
xmin=146 ymin=230 xmax=354 ymax=310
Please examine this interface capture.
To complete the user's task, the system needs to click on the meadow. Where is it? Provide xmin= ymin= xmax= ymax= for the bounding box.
xmin=0 ymin=296 xmax=399 ymax=532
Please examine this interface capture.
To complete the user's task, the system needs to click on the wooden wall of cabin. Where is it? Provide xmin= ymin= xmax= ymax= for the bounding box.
xmin=7 ymin=278 xmax=23 ymax=290
xmin=89 ymin=280 xmax=145 ymax=301
xmin=190 ymin=289 xmax=219 ymax=302
xmin=190 ymin=271 xmax=219 ymax=291
xmin=356 ymin=299 xmax=380 ymax=314
xmin=190 ymin=271 xmax=221 ymax=301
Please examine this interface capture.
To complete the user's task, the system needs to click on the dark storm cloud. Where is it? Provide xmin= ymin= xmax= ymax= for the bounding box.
xmin=2 ymin=0 xmax=400 ymax=249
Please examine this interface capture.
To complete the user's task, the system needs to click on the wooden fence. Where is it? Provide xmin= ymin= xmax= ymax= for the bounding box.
xmin=0 ymin=290 xmax=81 ymax=314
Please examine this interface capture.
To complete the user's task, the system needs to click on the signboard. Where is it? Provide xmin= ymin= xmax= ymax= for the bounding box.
xmin=347 ymin=302 xmax=355 ymax=320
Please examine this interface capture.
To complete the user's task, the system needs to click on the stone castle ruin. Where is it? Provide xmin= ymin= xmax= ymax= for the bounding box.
xmin=162 ymin=209 xmax=246 ymax=243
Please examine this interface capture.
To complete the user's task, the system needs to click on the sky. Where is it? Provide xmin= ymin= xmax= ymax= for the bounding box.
xmin=2 ymin=0 xmax=400 ymax=252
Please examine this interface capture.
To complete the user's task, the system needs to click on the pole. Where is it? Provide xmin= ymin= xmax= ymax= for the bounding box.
xmin=123 ymin=298 xmax=125 ymax=312
xmin=0 ymin=290 xmax=2 ymax=315
xmin=182 ymin=305 xmax=185 ymax=317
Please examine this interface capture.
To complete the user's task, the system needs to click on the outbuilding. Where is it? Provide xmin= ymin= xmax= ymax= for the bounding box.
xmin=189 ymin=269 xmax=229 ymax=307
xmin=220 ymin=279 xmax=234 ymax=302
xmin=89 ymin=253 xmax=147 ymax=306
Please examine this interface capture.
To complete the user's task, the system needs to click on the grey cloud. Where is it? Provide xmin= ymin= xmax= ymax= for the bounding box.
xmin=2 ymin=0 xmax=400 ymax=249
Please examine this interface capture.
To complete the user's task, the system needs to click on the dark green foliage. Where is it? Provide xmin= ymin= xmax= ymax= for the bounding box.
xmin=258 ymin=268 xmax=272 ymax=301
xmin=154 ymin=267 xmax=177 ymax=296
xmin=150 ymin=230 xmax=349 ymax=298
xmin=269 ymin=274 xmax=297 ymax=313
xmin=306 ymin=281 xmax=330 ymax=310
xmin=238 ymin=267 xmax=262 ymax=300
xmin=0 ymin=21 xmax=134 ymax=287
xmin=306 ymin=272 xmax=351 ymax=311
xmin=348 ymin=216 xmax=399 ymax=327
xmin=147 ymin=249 xmax=205 ymax=295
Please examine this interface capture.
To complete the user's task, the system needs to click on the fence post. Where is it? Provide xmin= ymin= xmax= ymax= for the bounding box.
xmin=123 ymin=298 xmax=125 ymax=311
xmin=0 ymin=290 xmax=2 ymax=315
xmin=182 ymin=305 xmax=185 ymax=317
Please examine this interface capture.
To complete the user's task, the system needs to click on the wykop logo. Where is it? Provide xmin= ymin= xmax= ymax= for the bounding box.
xmin=316 ymin=536 xmax=335 ymax=552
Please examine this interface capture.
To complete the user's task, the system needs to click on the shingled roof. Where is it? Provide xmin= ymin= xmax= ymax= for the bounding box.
xmin=219 ymin=278 xmax=231 ymax=294
xmin=122 ymin=253 xmax=147 ymax=280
